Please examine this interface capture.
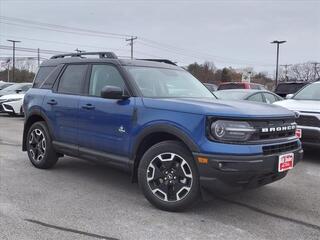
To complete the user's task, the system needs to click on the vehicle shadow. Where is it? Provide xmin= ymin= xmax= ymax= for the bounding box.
xmin=45 ymin=155 xmax=320 ymax=238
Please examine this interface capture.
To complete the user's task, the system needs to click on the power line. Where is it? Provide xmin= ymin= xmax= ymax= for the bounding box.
xmin=0 ymin=16 xmax=131 ymax=38
xmin=0 ymin=15 xmax=275 ymax=67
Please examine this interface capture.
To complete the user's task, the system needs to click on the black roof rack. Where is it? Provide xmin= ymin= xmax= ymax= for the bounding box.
xmin=50 ymin=52 xmax=118 ymax=59
xmin=137 ymin=59 xmax=177 ymax=66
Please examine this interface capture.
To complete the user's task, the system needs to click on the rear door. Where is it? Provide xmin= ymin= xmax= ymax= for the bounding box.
xmin=43 ymin=64 xmax=88 ymax=150
xmin=78 ymin=63 xmax=135 ymax=158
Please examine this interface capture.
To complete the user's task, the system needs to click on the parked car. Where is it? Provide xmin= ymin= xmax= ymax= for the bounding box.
xmin=0 ymin=82 xmax=14 ymax=90
xmin=23 ymin=52 xmax=302 ymax=211
xmin=0 ymin=83 xmax=32 ymax=97
xmin=204 ymin=83 xmax=217 ymax=92
xmin=214 ymin=89 xmax=283 ymax=104
xmin=274 ymin=82 xmax=307 ymax=98
xmin=218 ymin=82 xmax=266 ymax=90
xmin=0 ymin=93 xmax=25 ymax=116
xmin=274 ymin=81 xmax=320 ymax=147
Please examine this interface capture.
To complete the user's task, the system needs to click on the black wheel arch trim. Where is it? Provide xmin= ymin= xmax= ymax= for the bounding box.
xmin=130 ymin=123 xmax=200 ymax=176
xmin=22 ymin=109 xmax=54 ymax=151
xmin=132 ymin=124 xmax=200 ymax=158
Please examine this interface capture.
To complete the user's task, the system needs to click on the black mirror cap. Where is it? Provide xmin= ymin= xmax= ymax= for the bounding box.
xmin=100 ymin=85 xmax=129 ymax=99
xmin=15 ymin=89 xmax=22 ymax=93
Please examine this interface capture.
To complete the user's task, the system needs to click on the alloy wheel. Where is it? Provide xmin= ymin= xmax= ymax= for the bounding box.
xmin=146 ymin=152 xmax=193 ymax=202
xmin=28 ymin=129 xmax=46 ymax=162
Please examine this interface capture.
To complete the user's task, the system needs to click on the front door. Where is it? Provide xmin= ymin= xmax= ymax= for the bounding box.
xmin=78 ymin=64 xmax=135 ymax=158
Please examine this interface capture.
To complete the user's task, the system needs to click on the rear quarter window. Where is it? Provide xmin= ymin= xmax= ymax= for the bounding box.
xmin=33 ymin=66 xmax=56 ymax=88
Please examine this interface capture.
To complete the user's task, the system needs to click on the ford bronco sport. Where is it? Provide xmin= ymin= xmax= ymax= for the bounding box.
xmin=23 ymin=52 xmax=303 ymax=211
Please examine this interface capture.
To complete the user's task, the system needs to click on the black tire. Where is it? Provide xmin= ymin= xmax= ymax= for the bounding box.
xmin=138 ymin=140 xmax=200 ymax=211
xmin=26 ymin=121 xmax=58 ymax=169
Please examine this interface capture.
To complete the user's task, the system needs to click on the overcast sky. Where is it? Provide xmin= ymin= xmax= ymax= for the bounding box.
xmin=0 ymin=0 xmax=319 ymax=75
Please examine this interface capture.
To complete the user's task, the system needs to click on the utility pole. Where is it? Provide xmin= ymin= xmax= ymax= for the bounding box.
xmin=5 ymin=58 xmax=10 ymax=82
xmin=271 ymin=40 xmax=286 ymax=86
xmin=37 ymin=48 xmax=40 ymax=67
xmin=7 ymin=39 xmax=21 ymax=82
xmin=311 ymin=62 xmax=319 ymax=81
xmin=126 ymin=36 xmax=137 ymax=59
xmin=280 ymin=64 xmax=292 ymax=82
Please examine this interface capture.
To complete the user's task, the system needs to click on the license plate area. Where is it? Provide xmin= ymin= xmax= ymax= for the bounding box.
xmin=278 ymin=153 xmax=294 ymax=172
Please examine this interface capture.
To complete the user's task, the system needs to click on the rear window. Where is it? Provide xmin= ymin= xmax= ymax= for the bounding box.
xmin=218 ymin=83 xmax=245 ymax=90
xmin=250 ymin=84 xmax=261 ymax=90
xmin=33 ymin=66 xmax=55 ymax=88
xmin=275 ymin=83 xmax=306 ymax=94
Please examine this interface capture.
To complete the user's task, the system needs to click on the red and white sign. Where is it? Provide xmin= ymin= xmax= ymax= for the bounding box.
xmin=278 ymin=153 xmax=294 ymax=172
xmin=295 ymin=129 xmax=302 ymax=139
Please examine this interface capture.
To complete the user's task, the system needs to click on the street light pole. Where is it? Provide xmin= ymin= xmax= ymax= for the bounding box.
xmin=7 ymin=39 xmax=21 ymax=82
xmin=271 ymin=40 xmax=286 ymax=86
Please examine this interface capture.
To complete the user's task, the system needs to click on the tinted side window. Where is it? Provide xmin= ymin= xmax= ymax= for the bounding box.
xmin=264 ymin=93 xmax=278 ymax=103
xmin=89 ymin=65 xmax=125 ymax=97
xmin=58 ymin=65 xmax=88 ymax=94
xmin=248 ymin=93 xmax=264 ymax=102
xmin=41 ymin=65 xmax=63 ymax=89
xmin=33 ymin=66 xmax=55 ymax=88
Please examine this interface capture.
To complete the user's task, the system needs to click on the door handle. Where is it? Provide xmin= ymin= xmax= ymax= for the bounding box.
xmin=47 ymin=99 xmax=57 ymax=105
xmin=81 ymin=104 xmax=95 ymax=110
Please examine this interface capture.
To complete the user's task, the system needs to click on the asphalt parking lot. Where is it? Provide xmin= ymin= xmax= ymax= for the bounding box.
xmin=0 ymin=114 xmax=319 ymax=240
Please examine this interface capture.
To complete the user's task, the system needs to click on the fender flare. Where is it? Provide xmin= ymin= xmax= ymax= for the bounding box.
xmin=132 ymin=123 xmax=200 ymax=158
xmin=22 ymin=109 xmax=54 ymax=151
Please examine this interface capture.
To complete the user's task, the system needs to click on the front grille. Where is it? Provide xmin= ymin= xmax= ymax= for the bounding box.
xmin=0 ymin=104 xmax=4 ymax=112
xmin=296 ymin=115 xmax=320 ymax=128
xmin=250 ymin=119 xmax=296 ymax=141
xmin=262 ymin=141 xmax=299 ymax=155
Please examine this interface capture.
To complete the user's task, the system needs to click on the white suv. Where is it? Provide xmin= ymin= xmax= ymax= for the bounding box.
xmin=275 ymin=81 xmax=320 ymax=147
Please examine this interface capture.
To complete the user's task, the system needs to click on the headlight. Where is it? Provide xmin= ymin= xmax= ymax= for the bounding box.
xmin=210 ymin=120 xmax=255 ymax=142
xmin=5 ymin=98 xmax=22 ymax=103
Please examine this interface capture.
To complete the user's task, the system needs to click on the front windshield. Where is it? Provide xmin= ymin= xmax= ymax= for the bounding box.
xmin=126 ymin=66 xmax=215 ymax=98
xmin=293 ymin=83 xmax=320 ymax=100
xmin=214 ymin=91 xmax=248 ymax=100
xmin=0 ymin=83 xmax=31 ymax=95
xmin=0 ymin=84 xmax=21 ymax=94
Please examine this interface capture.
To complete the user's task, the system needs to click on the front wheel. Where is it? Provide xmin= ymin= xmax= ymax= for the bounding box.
xmin=138 ymin=141 xmax=200 ymax=211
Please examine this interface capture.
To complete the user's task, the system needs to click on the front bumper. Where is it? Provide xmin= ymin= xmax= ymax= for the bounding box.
xmin=193 ymin=147 xmax=303 ymax=194
xmin=299 ymin=126 xmax=320 ymax=147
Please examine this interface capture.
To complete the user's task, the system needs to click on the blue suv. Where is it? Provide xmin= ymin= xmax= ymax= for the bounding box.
xmin=23 ymin=52 xmax=303 ymax=211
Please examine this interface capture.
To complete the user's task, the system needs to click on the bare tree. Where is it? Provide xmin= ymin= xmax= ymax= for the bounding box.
xmin=288 ymin=62 xmax=319 ymax=82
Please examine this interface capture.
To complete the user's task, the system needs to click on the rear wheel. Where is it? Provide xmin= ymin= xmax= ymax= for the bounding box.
xmin=26 ymin=121 xmax=58 ymax=169
xmin=138 ymin=141 xmax=199 ymax=211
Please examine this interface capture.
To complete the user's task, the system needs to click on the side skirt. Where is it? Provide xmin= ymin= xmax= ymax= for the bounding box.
xmin=52 ymin=141 xmax=131 ymax=172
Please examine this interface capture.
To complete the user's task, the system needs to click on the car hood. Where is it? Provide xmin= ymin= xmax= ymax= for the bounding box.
xmin=0 ymin=93 xmax=25 ymax=100
xmin=274 ymin=99 xmax=320 ymax=113
xmin=142 ymin=98 xmax=295 ymax=119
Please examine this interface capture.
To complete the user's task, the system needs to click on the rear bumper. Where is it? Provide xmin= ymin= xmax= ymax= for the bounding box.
xmin=193 ymin=147 xmax=303 ymax=194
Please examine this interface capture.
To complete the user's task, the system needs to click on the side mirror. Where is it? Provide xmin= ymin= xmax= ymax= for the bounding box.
xmin=101 ymin=86 xmax=129 ymax=99
xmin=286 ymin=94 xmax=294 ymax=99
xmin=15 ymin=89 xmax=22 ymax=93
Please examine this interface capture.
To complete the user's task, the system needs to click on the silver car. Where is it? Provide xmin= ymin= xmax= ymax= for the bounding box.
xmin=274 ymin=81 xmax=320 ymax=147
